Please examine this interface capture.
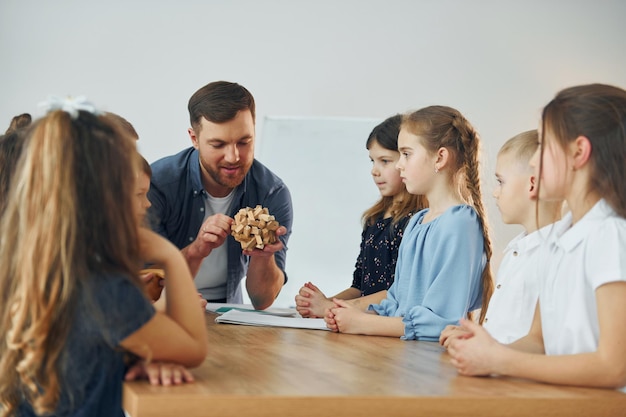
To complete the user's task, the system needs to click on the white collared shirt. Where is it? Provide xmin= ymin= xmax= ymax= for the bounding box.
xmin=483 ymin=225 xmax=554 ymax=344
xmin=539 ymin=199 xmax=626 ymax=356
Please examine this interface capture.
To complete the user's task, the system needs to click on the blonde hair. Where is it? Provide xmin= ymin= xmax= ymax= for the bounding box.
xmin=402 ymin=106 xmax=494 ymax=324
xmin=0 ymin=110 xmax=142 ymax=416
xmin=498 ymin=129 xmax=538 ymax=168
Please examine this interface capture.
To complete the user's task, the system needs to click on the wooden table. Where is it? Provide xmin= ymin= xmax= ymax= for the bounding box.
xmin=123 ymin=312 xmax=626 ymax=417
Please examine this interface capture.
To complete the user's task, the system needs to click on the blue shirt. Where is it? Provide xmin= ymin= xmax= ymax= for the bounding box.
xmin=147 ymin=147 xmax=293 ymax=302
xmin=18 ymin=272 xmax=155 ymax=417
xmin=370 ymin=205 xmax=485 ymax=341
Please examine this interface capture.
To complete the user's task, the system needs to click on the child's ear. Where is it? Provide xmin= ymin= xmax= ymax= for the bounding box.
xmin=435 ymin=147 xmax=449 ymax=170
xmin=529 ymin=175 xmax=538 ymax=199
xmin=572 ymin=135 xmax=592 ymax=169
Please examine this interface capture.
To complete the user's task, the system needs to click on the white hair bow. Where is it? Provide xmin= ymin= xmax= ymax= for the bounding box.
xmin=39 ymin=95 xmax=98 ymax=119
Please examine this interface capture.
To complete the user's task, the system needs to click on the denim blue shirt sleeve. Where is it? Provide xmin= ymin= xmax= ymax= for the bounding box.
xmin=147 ymin=147 xmax=293 ymax=303
xmin=370 ymin=205 xmax=485 ymax=341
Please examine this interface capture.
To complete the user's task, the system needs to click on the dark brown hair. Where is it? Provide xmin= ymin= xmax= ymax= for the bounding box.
xmin=5 ymin=113 xmax=31 ymax=135
xmin=0 ymin=130 xmax=28 ymax=216
xmin=363 ymin=114 xmax=427 ymax=225
xmin=539 ymin=83 xmax=626 ymax=218
xmin=188 ymin=81 xmax=256 ymax=131
xmin=0 ymin=114 xmax=32 ymax=215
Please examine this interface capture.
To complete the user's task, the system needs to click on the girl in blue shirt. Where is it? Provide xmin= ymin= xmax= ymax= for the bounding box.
xmin=0 ymin=98 xmax=208 ymax=417
xmin=295 ymin=114 xmax=426 ymax=318
xmin=325 ymin=106 xmax=494 ymax=341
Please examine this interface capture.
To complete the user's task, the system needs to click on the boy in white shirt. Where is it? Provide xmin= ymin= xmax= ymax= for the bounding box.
xmin=440 ymin=130 xmax=563 ymax=346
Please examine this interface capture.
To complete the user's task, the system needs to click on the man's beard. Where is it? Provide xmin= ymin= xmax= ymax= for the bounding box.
xmin=201 ymin=157 xmax=250 ymax=190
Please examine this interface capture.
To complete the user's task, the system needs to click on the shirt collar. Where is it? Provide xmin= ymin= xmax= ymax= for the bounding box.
xmin=189 ymin=148 xmax=204 ymax=196
xmin=503 ymin=231 xmax=527 ymax=253
xmin=503 ymin=223 xmax=552 ymax=254
xmin=553 ymin=199 xmax=616 ymax=252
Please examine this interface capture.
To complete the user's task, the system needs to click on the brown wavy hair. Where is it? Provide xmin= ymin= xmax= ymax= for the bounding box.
xmin=0 ymin=114 xmax=32 ymax=215
xmin=4 ymin=113 xmax=31 ymax=135
xmin=363 ymin=114 xmax=427 ymax=226
xmin=0 ymin=132 xmax=29 ymax=216
xmin=0 ymin=110 xmax=142 ymax=416
xmin=401 ymin=106 xmax=494 ymax=324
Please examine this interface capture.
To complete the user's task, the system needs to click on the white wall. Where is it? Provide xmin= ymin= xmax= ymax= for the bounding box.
xmin=257 ymin=116 xmax=382 ymax=308
xmin=2 ymin=0 xmax=625 ymax=307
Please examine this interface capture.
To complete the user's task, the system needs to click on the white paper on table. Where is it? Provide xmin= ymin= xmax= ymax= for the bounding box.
xmin=205 ymin=303 xmax=297 ymax=317
xmin=214 ymin=309 xmax=330 ymax=331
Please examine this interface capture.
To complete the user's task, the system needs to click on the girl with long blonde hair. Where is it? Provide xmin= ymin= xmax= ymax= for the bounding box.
xmin=0 ymin=99 xmax=208 ymax=417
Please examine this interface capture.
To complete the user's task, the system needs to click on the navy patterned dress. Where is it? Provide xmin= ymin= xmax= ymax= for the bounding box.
xmin=351 ymin=213 xmax=414 ymax=296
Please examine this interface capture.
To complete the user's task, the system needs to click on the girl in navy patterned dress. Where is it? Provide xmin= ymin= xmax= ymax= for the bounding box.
xmin=295 ymin=114 xmax=426 ymax=318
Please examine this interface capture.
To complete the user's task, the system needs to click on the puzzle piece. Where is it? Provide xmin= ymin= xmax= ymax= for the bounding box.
xmin=231 ymin=205 xmax=280 ymax=250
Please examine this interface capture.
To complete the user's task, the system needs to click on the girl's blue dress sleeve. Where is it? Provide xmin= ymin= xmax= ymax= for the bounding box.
xmin=371 ymin=205 xmax=485 ymax=341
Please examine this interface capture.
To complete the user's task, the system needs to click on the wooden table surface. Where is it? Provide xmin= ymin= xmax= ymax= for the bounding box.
xmin=123 ymin=312 xmax=626 ymax=417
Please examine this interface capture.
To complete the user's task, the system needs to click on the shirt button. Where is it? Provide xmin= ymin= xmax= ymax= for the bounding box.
xmin=496 ymin=284 xmax=501 ymax=289
xmin=193 ymin=190 xmax=198 ymax=196
xmin=513 ymin=251 xmax=518 ymax=256
xmin=188 ymin=237 xmax=194 ymax=242
xmin=200 ymin=207 xmax=205 ymax=212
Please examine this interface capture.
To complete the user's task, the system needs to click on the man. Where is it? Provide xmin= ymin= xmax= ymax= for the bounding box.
xmin=148 ymin=81 xmax=292 ymax=310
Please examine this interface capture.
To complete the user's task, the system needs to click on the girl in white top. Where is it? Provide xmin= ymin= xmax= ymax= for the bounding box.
xmin=447 ymin=83 xmax=626 ymax=389
xmin=440 ymin=130 xmax=562 ymax=345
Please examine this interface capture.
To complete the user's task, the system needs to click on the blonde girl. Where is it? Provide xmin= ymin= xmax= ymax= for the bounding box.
xmin=448 ymin=83 xmax=626 ymax=390
xmin=0 ymin=99 xmax=208 ymax=417
xmin=325 ymin=106 xmax=494 ymax=340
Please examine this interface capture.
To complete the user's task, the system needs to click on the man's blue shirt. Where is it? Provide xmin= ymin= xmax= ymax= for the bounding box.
xmin=147 ymin=147 xmax=293 ymax=302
